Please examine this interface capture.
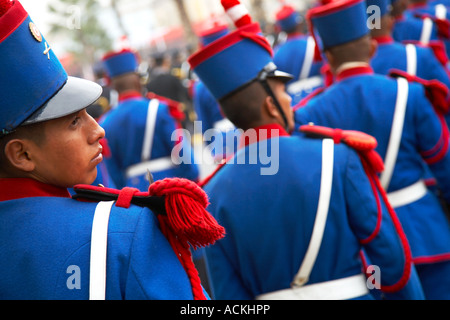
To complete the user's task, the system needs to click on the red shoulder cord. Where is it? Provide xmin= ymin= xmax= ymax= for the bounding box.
xmin=107 ymin=178 xmax=225 ymax=300
xmin=299 ymin=125 xmax=413 ymax=293
xmin=148 ymin=178 xmax=225 ymax=300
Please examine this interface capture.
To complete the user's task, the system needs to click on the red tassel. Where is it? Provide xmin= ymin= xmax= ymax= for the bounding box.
xmin=149 ymin=178 xmax=225 ymax=300
xmin=148 ymin=178 xmax=225 ymax=249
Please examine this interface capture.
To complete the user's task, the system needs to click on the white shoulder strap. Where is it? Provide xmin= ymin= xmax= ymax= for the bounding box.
xmin=435 ymin=4 xmax=447 ymax=20
xmin=420 ymin=17 xmax=433 ymax=45
xmin=405 ymin=44 xmax=417 ymax=76
xmin=380 ymin=77 xmax=409 ymax=190
xmin=89 ymin=201 xmax=115 ymax=300
xmin=141 ymin=99 xmax=160 ymax=161
xmin=291 ymin=138 xmax=334 ymax=287
xmin=299 ymin=36 xmax=316 ymax=80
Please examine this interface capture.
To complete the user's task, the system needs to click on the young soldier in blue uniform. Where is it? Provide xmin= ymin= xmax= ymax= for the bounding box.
xmin=0 ymin=0 xmax=223 ymax=300
xmin=100 ymin=49 xmax=199 ymax=190
xmin=273 ymin=4 xmax=324 ymax=106
xmin=188 ymin=0 xmax=424 ymax=300
xmin=295 ymin=0 xmax=450 ymax=299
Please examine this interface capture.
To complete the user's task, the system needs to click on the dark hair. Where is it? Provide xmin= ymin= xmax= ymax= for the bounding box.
xmin=218 ymin=80 xmax=267 ymax=130
xmin=326 ymin=34 xmax=372 ymax=64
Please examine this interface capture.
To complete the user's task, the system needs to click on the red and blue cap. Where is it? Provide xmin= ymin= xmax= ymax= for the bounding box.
xmin=307 ymin=0 xmax=370 ymax=50
xmin=0 ymin=0 xmax=102 ymax=135
xmin=366 ymin=0 xmax=390 ymax=17
xmin=188 ymin=0 xmax=292 ymax=100
xmin=188 ymin=23 xmax=292 ymax=100
xmin=198 ymin=23 xmax=230 ymax=48
xmin=102 ymin=49 xmax=140 ymax=78
xmin=275 ymin=5 xmax=304 ymax=33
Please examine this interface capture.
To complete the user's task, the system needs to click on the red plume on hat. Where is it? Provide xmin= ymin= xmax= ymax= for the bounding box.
xmin=221 ymin=0 xmax=252 ymax=28
xmin=0 ymin=0 xmax=13 ymax=17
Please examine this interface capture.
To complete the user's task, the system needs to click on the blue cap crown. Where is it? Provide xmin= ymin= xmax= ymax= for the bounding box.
xmin=102 ymin=49 xmax=139 ymax=78
xmin=0 ymin=1 xmax=67 ymax=133
xmin=366 ymin=0 xmax=390 ymax=17
xmin=276 ymin=5 xmax=303 ymax=33
xmin=307 ymin=0 xmax=370 ymax=50
xmin=188 ymin=23 xmax=276 ymax=100
xmin=198 ymin=24 xmax=230 ymax=47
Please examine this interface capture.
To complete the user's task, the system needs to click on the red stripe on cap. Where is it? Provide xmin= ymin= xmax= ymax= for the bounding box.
xmin=0 ymin=0 xmax=27 ymax=43
xmin=307 ymin=0 xmax=364 ymax=19
xmin=102 ymin=48 xmax=136 ymax=61
xmin=188 ymin=22 xmax=263 ymax=69
xmin=0 ymin=0 xmax=13 ymax=16
xmin=276 ymin=5 xmax=296 ymax=21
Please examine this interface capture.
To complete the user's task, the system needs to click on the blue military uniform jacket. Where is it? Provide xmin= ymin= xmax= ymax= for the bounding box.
xmin=371 ymin=35 xmax=450 ymax=89
xmin=295 ymin=65 xmax=450 ymax=265
xmin=202 ymin=123 xmax=423 ymax=300
xmin=0 ymin=178 xmax=203 ymax=300
xmin=393 ymin=8 xmax=450 ymax=61
xmin=273 ymin=34 xmax=324 ymax=106
xmin=100 ymin=91 xmax=199 ymax=191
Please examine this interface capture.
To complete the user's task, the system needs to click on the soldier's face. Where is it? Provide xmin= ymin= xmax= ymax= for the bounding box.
xmin=28 ymin=109 xmax=105 ymax=188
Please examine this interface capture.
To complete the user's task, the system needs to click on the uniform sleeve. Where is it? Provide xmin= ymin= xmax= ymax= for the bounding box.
xmin=122 ymin=207 xmax=195 ymax=300
xmin=343 ymin=148 xmax=424 ymax=299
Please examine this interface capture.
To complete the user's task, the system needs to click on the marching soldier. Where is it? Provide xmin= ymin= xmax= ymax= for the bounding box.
xmin=295 ymin=0 xmax=450 ymax=299
xmin=392 ymin=0 xmax=450 ymax=62
xmin=100 ymin=48 xmax=199 ymax=190
xmin=0 ymin=0 xmax=222 ymax=299
xmin=369 ymin=0 xmax=450 ymax=90
xmin=188 ymin=0 xmax=424 ymax=300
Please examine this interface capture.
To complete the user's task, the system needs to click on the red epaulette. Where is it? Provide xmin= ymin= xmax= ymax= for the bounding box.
xmin=73 ymin=178 xmax=225 ymax=249
xmin=299 ymin=124 xmax=384 ymax=174
xmin=402 ymin=39 xmax=449 ymax=67
xmin=146 ymin=92 xmax=186 ymax=122
xmin=413 ymin=12 xmax=450 ymax=39
xmin=389 ymin=69 xmax=450 ymax=115
xmin=73 ymin=178 xmax=225 ymax=300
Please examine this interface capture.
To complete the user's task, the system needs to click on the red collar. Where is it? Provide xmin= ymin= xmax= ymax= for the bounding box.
xmin=394 ymin=14 xmax=405 ymax=22
xmin=409 ymin=2 xmax=427 ymax=9
xmin=0 ymin=178 xmax=71 ymax=201
xmin=336 ymin=65 xmax=374 ymax=82
xmin=239 ymin=123 xmax=290 ymax=149
xmin=118 ymin=90 xmax=143 ymax=102
xmin=373 ymin=35 xmax=394 ymax=44
xmin=287 ymin=33 xmax=305 ymax=41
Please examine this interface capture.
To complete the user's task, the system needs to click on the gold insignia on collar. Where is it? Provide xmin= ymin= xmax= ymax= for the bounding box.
xmin=29 ymin=22 xmax=42 ymax=42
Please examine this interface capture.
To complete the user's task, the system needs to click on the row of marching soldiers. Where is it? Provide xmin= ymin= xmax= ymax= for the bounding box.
xmin=1 ymin=0 xmax=450 ymax=300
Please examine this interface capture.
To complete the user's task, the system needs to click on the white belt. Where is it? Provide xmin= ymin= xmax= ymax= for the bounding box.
xmin=256 ymin=274 xmax=368 ymax=300
xmin=126 ymin=157 xmax=175 ymax=179
xmin=287 ymin=76 xmax=323 ymax=96
xmin=387 ymin=179 xmax=428 ymax=208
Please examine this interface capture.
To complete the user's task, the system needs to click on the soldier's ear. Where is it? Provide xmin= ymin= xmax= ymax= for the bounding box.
xmin=369 ymin=38 xmax=378 ymax=59
xmin=4 ymin=139 xmax=35 ymax=172
xmin=264 ymin=94 xmax=280 ymax=119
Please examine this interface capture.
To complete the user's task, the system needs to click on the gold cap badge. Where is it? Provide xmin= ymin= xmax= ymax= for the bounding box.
xmin=29 ymin=22 xmax=42 ymax=42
